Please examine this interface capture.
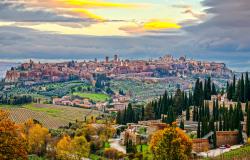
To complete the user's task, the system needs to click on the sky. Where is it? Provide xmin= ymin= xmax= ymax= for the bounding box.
xmin=0 ymin=0 xmax=249 ymax=71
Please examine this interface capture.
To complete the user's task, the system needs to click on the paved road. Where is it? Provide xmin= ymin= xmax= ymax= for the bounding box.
xmin=109 ymin=138 xmax=126 ymax=154
xmin=198 ymin=145 xmax=243 ymax=158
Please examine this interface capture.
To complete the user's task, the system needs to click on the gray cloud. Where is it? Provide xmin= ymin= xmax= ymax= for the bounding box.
xmin=0 ymin=0 xmax=250 ymax=71
xmin=0 ymin=1 xmax=95 ymax=23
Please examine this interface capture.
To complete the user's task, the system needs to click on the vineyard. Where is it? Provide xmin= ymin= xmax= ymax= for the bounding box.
xmin=2 ymin=104 xmax=102 ymax=129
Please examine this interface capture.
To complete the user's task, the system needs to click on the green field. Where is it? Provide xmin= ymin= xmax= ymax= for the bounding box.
xmin=23 ymin=104 xmax=62 ymax=117
xmin=72 ymin=92 xmax=110 ymax=102
xmin=205 ymin=145 xmax=250 ymax=160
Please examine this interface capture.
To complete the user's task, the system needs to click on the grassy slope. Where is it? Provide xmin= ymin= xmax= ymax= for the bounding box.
xmin=23 ymin=104 xmax=62 ymax=117
xmin=204 ymin=145 xmax=250 ymax=160
xmin=72 ymin=92 xmax=110 ymax=102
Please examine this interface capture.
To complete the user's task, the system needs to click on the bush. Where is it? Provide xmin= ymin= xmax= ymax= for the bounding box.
xmin=103 ymin=148 xmax=125 ymax=160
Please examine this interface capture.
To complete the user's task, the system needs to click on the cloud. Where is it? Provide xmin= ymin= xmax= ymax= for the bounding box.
xmin=119 ymin=19 xmax=181 ymax=34
xmin=186 ymin=0 xmax=250 ymax=53
xmin=172 ymin=4 xmax=206 ymax=20
xmin=183 ymin=9 xmax=206 ymax=19
xmin=0 ymin=0 xmax=140 ymax=22
xmin=0 ymin=0 xmax=250 ymax=71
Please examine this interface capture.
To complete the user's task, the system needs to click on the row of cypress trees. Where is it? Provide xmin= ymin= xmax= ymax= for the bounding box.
xmin=116 ymin=77 xmax=217 ymax=125
xmin=227 ymin=73 xmax=250 ymax=103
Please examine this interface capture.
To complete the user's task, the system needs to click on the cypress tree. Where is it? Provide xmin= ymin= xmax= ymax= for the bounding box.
xmin=229 ymin=105 xmax=234 ymax=130
xmin=186 ymin=106 xmax=190 ymax=121
xmin=180 ymin=119 xmax=185 ymax=130
xmin=141 ymin=106 xmax=145 ymax=121
xmin=240 ymin=74 xmax=245 ymax=102
xmin=123 ymin=107 xmax=127 ymax=124
xmin=212 ymin=83 xmax=217 ymax=95
xmin=116 ymin=110 xmax=122 ymax=124
xmin=193 ymin=106 xmax=196 ymax=122
xmin=213 ymin=126 xmax=217 ymax=148
xmin=204 ymin=79 xmax=208 ymax=100
xmin=245 ymin=72 xmax=249 ymax=101
xmin=127 ymin=103 xmax=134 ymax=123
xmin=197 ymin=120 xmax=201 ymax=138
xmin=233 ymin=75 xmax=236 ymax=101
xmin=238 ymin=121 xmax=243 ymax=144
xmin=207 ymin=77 xmax=212 ymax=100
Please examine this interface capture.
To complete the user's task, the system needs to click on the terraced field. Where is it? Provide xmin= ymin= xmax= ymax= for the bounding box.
xmin=2 ymin=104 xmax=102 ymax=129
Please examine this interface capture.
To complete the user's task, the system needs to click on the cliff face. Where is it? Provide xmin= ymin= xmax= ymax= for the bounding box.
xmin=5 ymin=70 xmax=20 ymax=83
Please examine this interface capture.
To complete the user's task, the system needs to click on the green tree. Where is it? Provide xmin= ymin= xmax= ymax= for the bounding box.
xmin=141 ymin=106 xmax=145 ymax=121
xmin=116 ymin=110 xmax=122 ymax=124
xmin=180 ymin=119 xmax=184 ymax=130
xmin=245 ymin=72 xmax=249 ymax=101
xmin=186 ymin=106 xmax=190 ymax=121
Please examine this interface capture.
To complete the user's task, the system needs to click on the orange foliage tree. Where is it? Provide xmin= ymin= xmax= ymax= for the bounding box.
xmin=0 ymin=109 xmax=28 ymax=160
xmin=150 ymin=123 xmax=192 ymax=160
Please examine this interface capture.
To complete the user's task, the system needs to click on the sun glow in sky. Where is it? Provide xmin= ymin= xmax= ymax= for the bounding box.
xmin=1 ymin=0 xmax=204 ymax=36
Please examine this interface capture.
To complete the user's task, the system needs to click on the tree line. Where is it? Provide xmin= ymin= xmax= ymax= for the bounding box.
xmin=227 ymin=73 xmax=250 ymax=103
xmin=0 ymin=94 xmax=32 ymax=105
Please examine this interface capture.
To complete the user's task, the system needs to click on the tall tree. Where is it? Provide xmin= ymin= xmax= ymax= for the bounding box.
xmin=116 ymin=110 xmax=122 ymax=124
xmin=240 ymin=74 xmax=245 ymax=102
xmin=141 ymin=106 xmax=145 ymax=121
xmin=186 ymin=106 xmax=190 ymax=121
xmin=232 ymin=75 xmax=236 ymax=101
xmin=245 ymin=72 xmax=249 ymax=101
xmin=0 ymin=110 xmax=28 ymax=160
xmin=197 ymin=120 xmax=201 ymax=138
xmin=211 ymin=83 xmax=217 ymax=95
xmin=180 ymin=119 xmax=185 ymax=130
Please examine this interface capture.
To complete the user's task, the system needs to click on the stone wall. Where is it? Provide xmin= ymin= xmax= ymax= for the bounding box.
xmin=192 ymin=139 xmax=210 ymax=153
xmin=216 ymin=131 xmax=239 ymax=147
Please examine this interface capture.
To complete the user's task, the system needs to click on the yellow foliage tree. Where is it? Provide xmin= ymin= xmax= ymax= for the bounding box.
xmin=56 ymin=135 xmax=90 ymax=160
xmin=150 ymin=123 xmax=192 ymax=160
xmin=27 ymin=123 xmax=50 ymax=156
xmin=56 ymin=135 xmax=72 ymax=160
xmin=0 ymin=109 xmax=28 ymax=160
xmin=71 ymin=136 xmax=90 ymax=159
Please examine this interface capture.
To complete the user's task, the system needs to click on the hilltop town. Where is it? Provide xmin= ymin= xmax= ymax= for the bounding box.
xmin=5 ymin=55 xmax=232 ymax=85
xmin=2 ymin=55 xmax=249 ymax=160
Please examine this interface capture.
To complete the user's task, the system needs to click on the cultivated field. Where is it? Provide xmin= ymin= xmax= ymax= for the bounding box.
xmin=1 ymin=103 xmax=102 ymax=129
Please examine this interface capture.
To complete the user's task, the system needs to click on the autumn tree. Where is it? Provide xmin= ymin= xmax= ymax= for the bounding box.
xmin=56 ymin=135 xmax=90 ymax=160
xmin=0 ymin=110 xmax=28 ymax=160
xmin=71 ymin=136 xmax=90 ymax=159
xmin=27 ymin=123 xmax=50 ymax=156
xmin=150 ymin=123 xmax=192 ymax=160
xmin=56 ymin=135 xmax=72 ymax=160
